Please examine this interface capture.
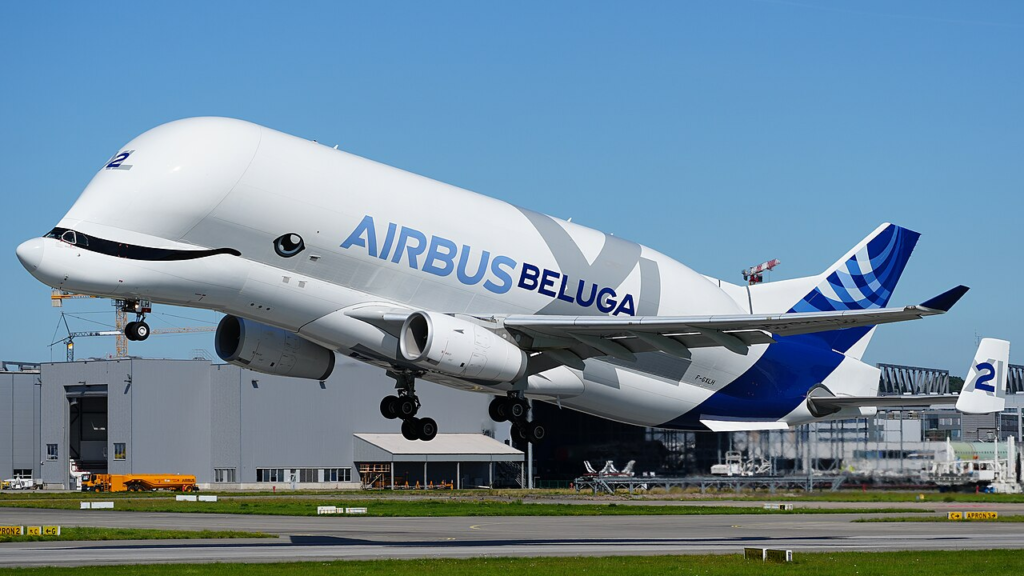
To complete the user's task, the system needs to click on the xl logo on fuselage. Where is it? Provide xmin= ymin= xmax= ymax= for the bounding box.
xmin=104 ymin=150 xmax=134 ymax=171
xmin=340 ymin=215 xmax=637 ymax=316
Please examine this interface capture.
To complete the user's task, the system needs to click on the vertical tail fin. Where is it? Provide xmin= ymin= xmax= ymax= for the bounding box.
xmin=956 ymin=338 xmax=1009 ymax=414
xmin=789 ymin=223 xmax=920 ymax=314
xmin=779 ymin=223 xmax=919 ymax=353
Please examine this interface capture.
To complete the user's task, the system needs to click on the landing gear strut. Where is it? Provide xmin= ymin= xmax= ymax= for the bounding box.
xmin=121 ymin=299 xmax=151 ymax=342
xmin=380 ymin=370 xmax=437 ymax=442
xmin=489 ymin=393 xmax=545 ymax=444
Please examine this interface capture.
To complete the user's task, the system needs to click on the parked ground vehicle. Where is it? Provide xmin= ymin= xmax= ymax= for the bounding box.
xmin=81 ymin=474 xmax=198 ymax=492
xmin=1 ymin=478 xmax=38 ymax=490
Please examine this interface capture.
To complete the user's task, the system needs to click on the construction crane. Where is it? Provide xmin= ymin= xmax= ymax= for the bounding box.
xmin=741 ymin=258 xmax=781 ymax=286
xmin=52 ymin=319 xmax=216 ymax=361
xmin=50 ymin=291 xmax=216 ymax=360
xmin=52 ymin=291 xmax=150 ymax=358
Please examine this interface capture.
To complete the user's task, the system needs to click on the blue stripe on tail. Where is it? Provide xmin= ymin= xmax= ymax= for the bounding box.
xmin=789 ymin=224 xmax=919 ymax=352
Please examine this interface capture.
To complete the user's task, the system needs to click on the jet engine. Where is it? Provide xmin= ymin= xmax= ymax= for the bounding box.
xmin=399 ymin=311 xmax=527 ymax=383
xmin=215 ymin=315 xmax=336 ymax=381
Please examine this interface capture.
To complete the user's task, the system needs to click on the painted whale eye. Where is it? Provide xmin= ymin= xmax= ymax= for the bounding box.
xmin=274 ymin=233 xmax=305 ymax=258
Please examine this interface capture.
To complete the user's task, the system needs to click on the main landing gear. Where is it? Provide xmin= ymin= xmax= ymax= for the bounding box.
xmin=489 ymin=393 xmax=545 ymax=444
xmin=379 ymin=370 xmax=437 ymax=442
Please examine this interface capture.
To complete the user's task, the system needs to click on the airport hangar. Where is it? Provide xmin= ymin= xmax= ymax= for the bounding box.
xmin=0 ymin=358 xmax=522 ymax=490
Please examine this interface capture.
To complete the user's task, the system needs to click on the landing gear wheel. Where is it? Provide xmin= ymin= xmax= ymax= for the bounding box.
xmin=527 ymin=421 xmax=546 ymax=444
xmin=511 ymin=423 xmax=527 ymax=442
xmin=401 ymin=418 xmax=420 ymax=441
xmin=124 ymin=322 xmax=138 ymax=341
xmin=396 ymin=396 xmax=418 ymax=419
xmin=417 ymin=417 xmax=438 ymax=441
xmin=134 ymin=321 xmax=150 ymax=341
xmin=489 ymin=397 xmax=509 ymax=422
xmin=509 ymin=399 xmax=529 ymax=420
xmin=380 ymin=396 xmax=399 ymax=419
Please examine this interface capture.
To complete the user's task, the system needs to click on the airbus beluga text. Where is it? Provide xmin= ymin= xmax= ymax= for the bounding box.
xmin=17 ymin=117 xmax=986 ymax=443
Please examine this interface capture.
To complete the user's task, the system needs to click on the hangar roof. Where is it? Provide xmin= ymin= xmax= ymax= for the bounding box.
xmin=353 ymin=433 xmax=523 ymax=463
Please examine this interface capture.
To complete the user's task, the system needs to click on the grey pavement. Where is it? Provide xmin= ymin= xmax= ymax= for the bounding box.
xmin=0 ymin=505 xmax=1020 ymax=567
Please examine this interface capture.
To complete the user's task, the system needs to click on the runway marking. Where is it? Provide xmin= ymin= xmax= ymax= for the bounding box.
xmin=469 ymin=523 xmax=505 ymax=530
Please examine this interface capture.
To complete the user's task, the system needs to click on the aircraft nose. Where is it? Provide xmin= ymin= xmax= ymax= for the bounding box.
xmin=16 ymin=237 xmax=45 ymax=272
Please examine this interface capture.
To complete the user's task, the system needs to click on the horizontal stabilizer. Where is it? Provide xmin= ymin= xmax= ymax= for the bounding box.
xmin=808 ymin=395 xmax=958 ymax=413
xmin=956 ymin=338 xmax=1009 ymax=415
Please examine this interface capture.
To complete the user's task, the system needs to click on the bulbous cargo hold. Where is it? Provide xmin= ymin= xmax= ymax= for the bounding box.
xmin=399 ymin=311 xmax=527 ymax=383
xmin=215 ymin=315 xmax=336 ymax=381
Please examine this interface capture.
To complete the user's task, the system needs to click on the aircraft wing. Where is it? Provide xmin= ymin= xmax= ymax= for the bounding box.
xmin=347 ymin=285 xmax=967 ymax=374
xmin=501 ymin=286 xmax=969 ymax=365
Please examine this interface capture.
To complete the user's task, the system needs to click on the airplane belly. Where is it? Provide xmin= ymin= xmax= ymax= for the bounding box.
xmin=557 ymin=360 xmax=716 ymax=427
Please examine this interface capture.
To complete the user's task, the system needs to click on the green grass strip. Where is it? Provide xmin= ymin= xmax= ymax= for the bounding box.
xmin=0 ymin=550 xmax=1021 ymax=575
xmin=0 ymin=526 xmax=273 ymax=543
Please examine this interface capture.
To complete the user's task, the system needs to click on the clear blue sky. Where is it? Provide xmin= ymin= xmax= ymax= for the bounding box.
xmin=1 ymin=1 xmax=1021 ymax=375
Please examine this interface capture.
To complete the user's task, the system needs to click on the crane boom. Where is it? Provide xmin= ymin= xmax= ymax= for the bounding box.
xmin=741 ymin=258 xmax=781 ymax=285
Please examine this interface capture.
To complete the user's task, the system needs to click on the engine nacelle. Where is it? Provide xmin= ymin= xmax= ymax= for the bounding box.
xmin=215 ymin=315 xmax=336 ymax=381
xmin=399 ymin=311 xmax=527 ymax=383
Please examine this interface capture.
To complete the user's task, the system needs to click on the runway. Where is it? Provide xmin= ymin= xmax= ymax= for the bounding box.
xmin=0 ymin=505 xmax=1020 ymax=567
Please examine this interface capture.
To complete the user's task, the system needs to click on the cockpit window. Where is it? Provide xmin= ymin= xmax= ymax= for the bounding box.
xmin=51 ymin=229 xmax=88 ymax=247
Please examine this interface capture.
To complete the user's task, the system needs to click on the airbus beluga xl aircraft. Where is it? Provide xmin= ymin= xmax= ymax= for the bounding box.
xmin=16 ymin=117 xmax=999 ymax=443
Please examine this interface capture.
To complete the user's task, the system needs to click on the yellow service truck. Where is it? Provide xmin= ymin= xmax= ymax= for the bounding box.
xmin=82 ymin=473 xmax=198 ymax=492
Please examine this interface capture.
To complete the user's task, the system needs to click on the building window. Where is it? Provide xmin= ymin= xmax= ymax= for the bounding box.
xmin=256 ymin=468 xmax=285 ymax=482
xmin=13 ymin=469 xmax=31 ymax=479
xmin=214 ymin=468 xmax=236 ymax=483
xmin=323 ymin=468 xmax=352 ymax=482
xmin=113 ymin=443 xmax=126 ymax=460
xmin=46 ymin=444 xmax=58 ymax=461
xmin=298 ymin=468 xmax=316 ymax=483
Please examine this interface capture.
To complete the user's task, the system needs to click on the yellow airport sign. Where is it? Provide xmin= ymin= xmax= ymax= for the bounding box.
xmin=26 ymin=526 xmax=41 ymax=536
xmin=0 ymin=526 xmax=24 ymax=536
xmin=42 ymin=526 xmax=61 ymax=536
xmin=948 ymin=511 xmax=997 ymax=521
xmin=965 ymin=511 xmax=998 ymax=520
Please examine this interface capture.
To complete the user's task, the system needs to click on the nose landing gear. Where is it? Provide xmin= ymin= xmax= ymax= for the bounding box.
xmin=381 ymin=370 xmax=437 ymax=442
xmin=121 ymin=299 xmax=152 ymax=342
xmin=124 ymin=320 xmax=150 ymax=341
xmin=489 ymin=393 xmax=545 ymax=444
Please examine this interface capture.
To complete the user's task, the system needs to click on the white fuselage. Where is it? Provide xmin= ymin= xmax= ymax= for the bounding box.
xmin=17 ymin=118 xmax=877 ymax=430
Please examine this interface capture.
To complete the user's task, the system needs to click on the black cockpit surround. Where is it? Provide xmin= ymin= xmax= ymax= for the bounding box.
xmin=44 ymin=227 xmax=241 ymax=261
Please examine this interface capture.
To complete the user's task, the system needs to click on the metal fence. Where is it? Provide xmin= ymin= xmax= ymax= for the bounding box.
xmin=877 ymin=363 xmax=949 ymax=395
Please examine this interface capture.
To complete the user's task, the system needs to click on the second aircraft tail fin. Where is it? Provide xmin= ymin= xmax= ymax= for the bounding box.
xmin=956 ymin=338 xmax=1010 ymax=415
